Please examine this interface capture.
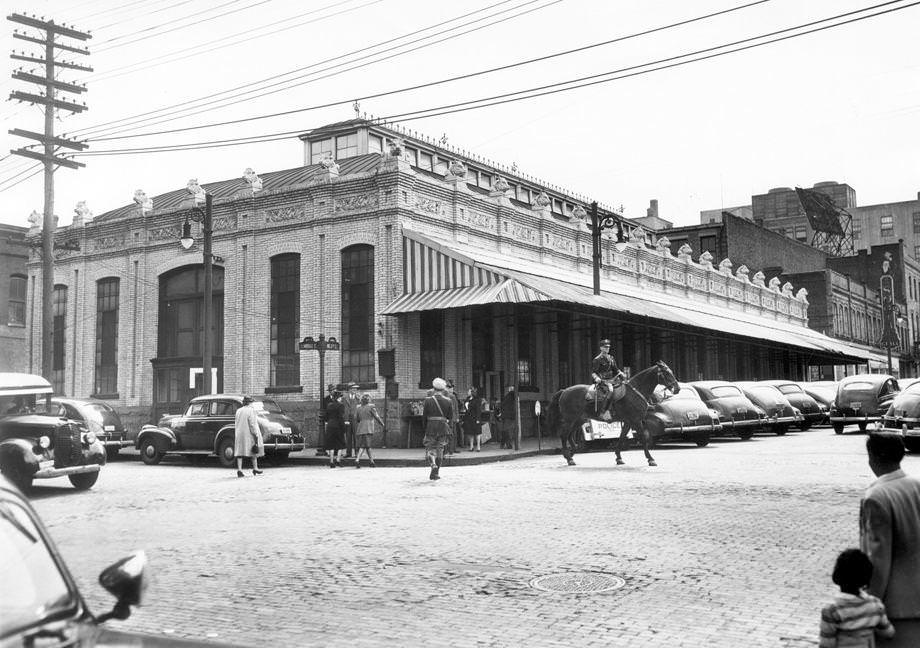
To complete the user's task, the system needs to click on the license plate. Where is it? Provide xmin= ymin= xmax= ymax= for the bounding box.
xmin=851 ymin=402 xmax=862 ymax=410
xmin=104 ymin=425 xmax=115 ymax=432
xmin=280 ymin=427 xmax=291 ymax=435
xmin=687 ymin=411 xmax=699 ymax=421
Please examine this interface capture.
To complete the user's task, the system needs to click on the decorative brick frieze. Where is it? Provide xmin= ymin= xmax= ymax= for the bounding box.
xmin=264 ymin=206 xmax=307 ymax=223
xmin=334 ymin=193 xmax=379 ymax=214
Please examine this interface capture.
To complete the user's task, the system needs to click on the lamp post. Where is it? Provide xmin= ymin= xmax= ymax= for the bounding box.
xmin=299 ymin=334 xmax=340 ymax=450
xmin=589 ymin=201 xmax=629 ymax=295
xmin=179 ymin=193 xmax=219 ymax=395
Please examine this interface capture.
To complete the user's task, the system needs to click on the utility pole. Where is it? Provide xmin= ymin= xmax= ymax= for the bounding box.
xmin=8 ymin=13 xmax=91 ymax=381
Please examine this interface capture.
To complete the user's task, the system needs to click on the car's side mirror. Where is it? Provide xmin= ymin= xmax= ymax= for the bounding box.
xmin=96 ymin=551 xmax=148 ymax=623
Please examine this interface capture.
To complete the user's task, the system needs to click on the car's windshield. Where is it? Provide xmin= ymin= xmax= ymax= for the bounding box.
xmin=0 ymin=499 xmax=77 ymax=636
xmin=711 ymin=386 xmax=742 ymax=398
xmin=256 ymin=399 xmax=283 ymax=414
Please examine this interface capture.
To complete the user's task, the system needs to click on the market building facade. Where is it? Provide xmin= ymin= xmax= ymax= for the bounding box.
xmin=23 ymin=118 xmax=866 ymax=442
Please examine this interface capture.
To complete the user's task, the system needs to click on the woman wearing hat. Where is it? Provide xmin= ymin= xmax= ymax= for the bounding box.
xmin=324 ymin=390 xmax=347 ymax=468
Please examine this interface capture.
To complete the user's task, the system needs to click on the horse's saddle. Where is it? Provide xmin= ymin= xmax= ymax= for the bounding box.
xmin=586 ymin=380 xmax=625 ymax=410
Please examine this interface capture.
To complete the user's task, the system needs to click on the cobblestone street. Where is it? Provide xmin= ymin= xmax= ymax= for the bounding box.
xmin=30 ymin=428 xmax=912 ymax=648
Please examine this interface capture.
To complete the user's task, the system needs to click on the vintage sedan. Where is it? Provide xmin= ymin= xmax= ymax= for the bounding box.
xmin=135 ymin=394 xmax=304 ymax=467
xmin=0 ymin=475 xmax=247 ymax=647
xmin=643 ymin=383 xmax=721 ymax=447
xmin=736 ymin=382 xmax=804 ymax=435
xmin=52 ymin=397 xmax=130 ymax=460
xmin=757 ymin=380 xmax=825 ymax=430
xmin=830 ymin=374 xmax=899 ymax=434
xmin=800 ymin=381 xmax=837 ymax=423
xmin=881 ymin=381 xmax=920 ymax=452
xmin=690 ymin=380 xmax=765 ymax=440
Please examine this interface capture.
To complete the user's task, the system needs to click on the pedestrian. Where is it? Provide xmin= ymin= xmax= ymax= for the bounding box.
xmin=462 ymin=386 xmax=484 ymax=451
xmin=445 ymin=378 xmax=461 ymax=455
xmin=342 ymin=382 xmax=360 ymax=458
xmin=500 ymin=385 xmax=517 ymax=449
xmin=315 ymin=383 xmax=336 ymax=457
xmin=819 ymin=548 xmax=895 ymax=647
xmin=423 ymin=377 xmax=453 ymax=481
xmin=233 ymin=396 xmax=264 ymax=477
xmin=860 ymin=433 xmax=920 ymax=646
xmin=324 ymin=391 xmax=346 ymax=468
xmin=354 ymin=394 xmax=383 ymax=468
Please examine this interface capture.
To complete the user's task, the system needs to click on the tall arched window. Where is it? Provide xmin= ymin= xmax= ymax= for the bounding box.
xmin=7 ymin=274 xmax=26 ymax=326
xmin=52 ymin=285 xmax=67 ymax=394
xmin=95 ymin=278 xmax=119 ymax=396
xmin=341 ymin=245 xmax=374 ymax=384
xmin=270 ymin=253 xmax=300 ymax=386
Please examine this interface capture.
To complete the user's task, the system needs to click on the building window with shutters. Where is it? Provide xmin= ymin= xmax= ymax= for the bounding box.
xmin=341 ymin=245 xmax=375 ymax=385
xmin=7 ymin=274 xmax=26 ymax=326
xmin=94 ymin=278 xmax=119 ymax=396
xmin=913 ymin=212 xmax=920 ymax=234
xmin=270 ymin=254 xmax=300 ymax=388
xmin=52 ymin=285 xmax=67 ymax=395
xmin=881 ymin=215 xmax=894 ymax=237
xmin=419 ymin=310 xmax=443 ymax=388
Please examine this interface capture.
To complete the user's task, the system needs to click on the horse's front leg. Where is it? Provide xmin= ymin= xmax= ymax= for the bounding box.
xmin=614 ymin=422 xmax=628 ymax=465
xmin=638 ymin=422 xmax=657 ymax=467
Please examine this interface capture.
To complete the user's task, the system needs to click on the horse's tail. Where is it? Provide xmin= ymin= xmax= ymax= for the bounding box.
xmin=547 ymin=389 xmax=563 ymax=437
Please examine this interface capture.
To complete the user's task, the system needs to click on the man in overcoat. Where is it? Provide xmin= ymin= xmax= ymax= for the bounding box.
xmin=860 ymin=433 xmax=920 ymax=646
xmin=342 ymin=382 xmax=360 ymax=458
xmin=423 ymin=378 xmax=453 ymax=481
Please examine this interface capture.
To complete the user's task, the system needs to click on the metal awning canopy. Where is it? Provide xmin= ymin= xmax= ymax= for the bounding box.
xmin=383 ymin=228 xmax=875 ymax=363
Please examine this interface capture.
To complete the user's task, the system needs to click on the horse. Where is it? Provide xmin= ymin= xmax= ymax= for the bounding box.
xmin=546 ymin=360 xmax=680 ymax=468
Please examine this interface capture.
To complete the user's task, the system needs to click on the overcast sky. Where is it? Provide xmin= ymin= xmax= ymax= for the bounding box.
xmin=1 ymin=0 xmax=918 ymax=229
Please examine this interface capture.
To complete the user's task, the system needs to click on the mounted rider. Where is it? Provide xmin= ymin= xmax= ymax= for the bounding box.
xmin=587 ymin=339 xmax=626 ymax=410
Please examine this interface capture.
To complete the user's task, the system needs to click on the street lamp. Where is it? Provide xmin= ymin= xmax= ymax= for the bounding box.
xmin=299 ymin=334 xmax=340 ymax=451
xmin=589 ymin=201 xmax=629 ymax=295
xmin=178 ymin=192 xmax=220 ymax=395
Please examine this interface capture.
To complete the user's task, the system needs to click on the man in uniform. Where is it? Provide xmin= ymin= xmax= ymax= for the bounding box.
xmin=423 ymin=378 xmax=454 ymax=481
xmin=590 ymin=339 xmax=625 ymax=405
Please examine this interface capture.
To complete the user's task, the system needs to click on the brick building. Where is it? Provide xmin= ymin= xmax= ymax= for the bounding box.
xmin=0 ymin=223 xmax=28 ymax=372
xmin=22 ymin=118 xmax=869 ymax=442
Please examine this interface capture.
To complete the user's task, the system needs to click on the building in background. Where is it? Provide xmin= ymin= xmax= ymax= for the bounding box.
xmin=0 ymin=223 xmax=28 ymax=372
xmin=699 ymin=205 xmax=753 ymax=225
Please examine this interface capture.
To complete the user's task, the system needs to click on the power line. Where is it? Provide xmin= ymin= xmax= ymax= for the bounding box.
xmin=69 ymin=0 xmax=920 ymax=158
xmin=70 ymin=0 xmax=529 ymax=136
xmin=88 ymin=0 xmax=772 ymax=143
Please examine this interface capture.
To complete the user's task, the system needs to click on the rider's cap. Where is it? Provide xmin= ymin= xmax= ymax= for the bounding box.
xmin=599 ymin=339 xmax=611 ymax=347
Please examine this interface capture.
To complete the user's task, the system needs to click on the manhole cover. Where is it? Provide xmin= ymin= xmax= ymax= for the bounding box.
xmin=529 ymin=571 xmax=625 ymax=593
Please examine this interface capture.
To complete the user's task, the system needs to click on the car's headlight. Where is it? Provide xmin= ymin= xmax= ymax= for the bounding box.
xmin=38 ymin=435 xmax=50 ymax=449
xmin=84 ymin=431 xmax=97 ymax=444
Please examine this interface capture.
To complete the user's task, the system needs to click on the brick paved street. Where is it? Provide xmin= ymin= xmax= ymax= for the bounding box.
xmin=29 ymin=427 xmax=917 ymax=648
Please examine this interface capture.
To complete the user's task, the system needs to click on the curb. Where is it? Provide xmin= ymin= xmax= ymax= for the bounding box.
xmin=287 ymin=448 xmax=559 ymax=468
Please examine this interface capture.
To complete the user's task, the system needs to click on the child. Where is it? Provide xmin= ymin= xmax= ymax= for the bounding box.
xmin=819 ymin=548 xmax=895 ymax=647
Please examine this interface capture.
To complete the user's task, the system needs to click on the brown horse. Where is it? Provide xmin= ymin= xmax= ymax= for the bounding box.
xmin=547 ymin=361 xmax=680 ymax=467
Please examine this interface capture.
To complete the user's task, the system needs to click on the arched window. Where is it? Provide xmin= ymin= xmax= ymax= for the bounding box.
xmin=52 ymin=285 xmax=67 ymax=395
xmin=270 ymin=254 xmax=300 ymax=386
xmin=7 ymin=274 xmax=26 ymax=326
xmin=95 ymin=278 xmax=119 ymax=396
xmin=341 ymin=245 xmax=374 ymax=384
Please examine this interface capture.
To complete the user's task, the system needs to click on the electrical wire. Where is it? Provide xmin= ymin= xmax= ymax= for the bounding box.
xmin=70 ymin=0 xmax=526 ymax=136
xmin=88 ymin=0 xmax=772 ymax=142
xmin=69 ymin=0 xmax=920 ymax=158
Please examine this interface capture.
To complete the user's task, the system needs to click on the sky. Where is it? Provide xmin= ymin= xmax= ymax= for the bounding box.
xmin=1 ymin=0 xmax=919 ymax=229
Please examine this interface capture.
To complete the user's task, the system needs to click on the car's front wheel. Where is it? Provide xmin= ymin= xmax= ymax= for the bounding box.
xmin=1 ymin=462 xmax=33 ymax=492
xmin=69 ymin=471 xmax=99 ymax=490
xmin=217 ymin=437 xmax=236 ymax=468
xmin=139 ymin=438 xmax=164 ymax=465
xmin=695 ymin=433 xmax=710 ymax=447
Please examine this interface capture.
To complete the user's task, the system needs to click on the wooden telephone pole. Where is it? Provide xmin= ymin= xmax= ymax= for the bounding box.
xmin=7 ymin=13 xmax=91 ymax=381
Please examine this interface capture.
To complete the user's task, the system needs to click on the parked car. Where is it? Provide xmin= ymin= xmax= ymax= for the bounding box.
xmin=0 ymin=474 xmax=246 ymax=647
xmin=643 ymin=383 xmax=721 ymax=447
xmin=136 ymin=394 xmax=305 ymax=466
xmin=881 ymin=380 xmax=920 ymax=451
xmin=830 ymin=374 xmax=899 ymax=434
xmin=736 ymin=382 xmax=803 ymax=435
xmin=0 ymin=373 xmax=105 ymax=492
xmin=52 ymin=397 xmax=130 ymax=460
xmin=689 ymin=380 xmax=765 ymax=440
xmin=757 ymin=380 xmax=825 ymax=430
xmin=799 ymin=381 xmax=837 ymax=424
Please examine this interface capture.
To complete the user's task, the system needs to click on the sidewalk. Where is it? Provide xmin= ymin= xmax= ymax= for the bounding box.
xmin=289 ymin=437 xmax=558 ymax=467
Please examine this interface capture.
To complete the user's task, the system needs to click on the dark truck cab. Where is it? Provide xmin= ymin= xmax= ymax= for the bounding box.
xmin=0 ymin=373 xmax=105 ymax=491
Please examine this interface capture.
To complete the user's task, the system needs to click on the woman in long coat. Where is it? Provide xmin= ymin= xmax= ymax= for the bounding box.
xmin=324 ymin=392 xmax=346 ymax=468
xmin=462 ymin=387 xmax=484 ymax=452
xmin=354 ymin=394 xmax=383 ymax=468
xmin=234 ymin=396 xmax=264 ymax=477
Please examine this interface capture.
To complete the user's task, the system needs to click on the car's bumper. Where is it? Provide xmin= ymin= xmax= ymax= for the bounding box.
xmin=34 ymin=460 xmax=101 ymax=480
xmin=722 ymin=418 xmax=763 ymax=429
xmin=661 ymin=423 xmax=720 ymax=435
xmin=763 ymin=415 xmax=799 ymax=426
xmin=881 ymin=417 xmax=920 ymax=436
xmin=830 ymin=414 xmax=881 ymax=424
xmin=262 ymin=439 xmax=305 ymax=452
xmin=99 ymin=437 xmax=132 ymax=449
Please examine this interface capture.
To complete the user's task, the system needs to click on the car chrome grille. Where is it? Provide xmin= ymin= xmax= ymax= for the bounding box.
xmin=54 ymin=424 xmax=82 ymax=468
